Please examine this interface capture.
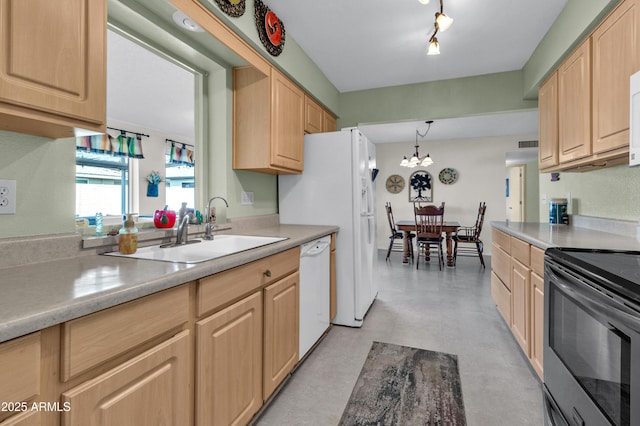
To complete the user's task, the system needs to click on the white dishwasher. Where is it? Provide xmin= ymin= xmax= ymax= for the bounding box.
xmin=299 ymin=235 xmax=331 ymax=359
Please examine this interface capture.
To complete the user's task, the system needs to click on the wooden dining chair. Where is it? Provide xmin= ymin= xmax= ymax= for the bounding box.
xmin=414 ymin=203 xmax=445 ymax=270
xmin=453 ymin=202 xmax=487 ymax=268
xmin=385 ymin=202 xmax=414 ymax=261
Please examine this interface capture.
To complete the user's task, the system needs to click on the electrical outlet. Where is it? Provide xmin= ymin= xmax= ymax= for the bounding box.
xmin=0 ymin=179 xmax=16 ymax=214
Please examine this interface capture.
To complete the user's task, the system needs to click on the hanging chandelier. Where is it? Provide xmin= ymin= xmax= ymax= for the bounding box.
xmin=419 ymin=0 xmax=454 ymax=55
xmin=400 ymin=120 xmax=434 ymax=168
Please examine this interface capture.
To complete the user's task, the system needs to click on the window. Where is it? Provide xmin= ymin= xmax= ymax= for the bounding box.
xmin=165 ymin=153 xmax=195 ymax=212
xmin=75 ymin=151 xmax=129 ymax=218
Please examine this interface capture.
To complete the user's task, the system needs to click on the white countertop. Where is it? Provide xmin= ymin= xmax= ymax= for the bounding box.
xmin=491 ymin=221 xmax=640 ymax=251
xmin=0 ymin=224 xmax=337 ymax=343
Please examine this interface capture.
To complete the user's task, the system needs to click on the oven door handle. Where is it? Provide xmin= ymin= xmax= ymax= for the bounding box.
xmin=549 ymin=264 xmax=640 ymax=333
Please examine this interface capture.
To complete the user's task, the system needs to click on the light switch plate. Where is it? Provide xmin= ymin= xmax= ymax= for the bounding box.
xmin=0 ymin=179 xmax=16 ymax=214
xmin=241 ymin=191 xmax=254 ymax=205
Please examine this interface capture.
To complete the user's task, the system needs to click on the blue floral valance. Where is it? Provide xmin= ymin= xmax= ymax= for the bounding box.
xmin=76 ymin=133 xmax=145 ymax=159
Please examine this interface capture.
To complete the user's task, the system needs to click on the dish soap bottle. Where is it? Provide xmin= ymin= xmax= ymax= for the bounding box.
xmin=118 ymin=214 xmax=138 ymax=254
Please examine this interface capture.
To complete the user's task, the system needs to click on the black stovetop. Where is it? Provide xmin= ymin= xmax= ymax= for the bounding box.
xmin=546 ymin=247 xmax=640 ymax=305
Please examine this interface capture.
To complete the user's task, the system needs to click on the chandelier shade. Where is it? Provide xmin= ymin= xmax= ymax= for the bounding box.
xmin=400 ymin=121 xmax=434 ymax=168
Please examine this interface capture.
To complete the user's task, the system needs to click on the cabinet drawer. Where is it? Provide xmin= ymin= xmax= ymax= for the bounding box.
xmin=492 ymin=228 xmax=511 ymax=253
xmin=0 ymin=332 xmax=40 ymax=408
xmin=491 ymin=272 xmax=511 ymax=326
xmin=198 ymin=247 xmax=300 ymax=317
xmin=530 ymin=245 xmax=545 ymax=277
xmin=491 ymin=243 xmax=511 ymax=289
xmin=61 ymin=285 xmax=189 ymax=381
xmin=510 ymin=236 xmax=530 ymax=266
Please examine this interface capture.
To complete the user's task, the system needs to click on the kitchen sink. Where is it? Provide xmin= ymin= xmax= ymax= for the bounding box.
xmin=104 ymin=235 xmax=288 ymax=263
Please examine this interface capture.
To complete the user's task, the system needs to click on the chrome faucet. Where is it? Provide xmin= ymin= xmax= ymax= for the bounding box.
xmin=176 ymin=214 xmax=190 ymax=245
xmin=203 ymin=196 xmax=229 ymax=240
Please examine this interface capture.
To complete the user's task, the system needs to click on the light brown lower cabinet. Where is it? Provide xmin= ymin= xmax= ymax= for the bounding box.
xmin=196 ymin=292 xmax=263 ymax=426
xmin=510 ymin=258 xmax=531 ymax=355
xmin=530 ymin=271 xmax=545 ymax=379
xmin=196 ymin=247 xmax=300 ymax=426
xmin=0 ymin=246 xmax=307 ymax=426
xmin=263 ymin=272 xmax=299 ymax=400
xmin=61 ymin=330 xmax=191 ymax=426
xmin=490 ymin=228 xmax=545 ymax=380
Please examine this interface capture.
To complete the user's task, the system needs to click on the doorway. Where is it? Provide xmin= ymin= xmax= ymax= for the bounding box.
xmin=506 ymin=165 xmax=525 ymax=222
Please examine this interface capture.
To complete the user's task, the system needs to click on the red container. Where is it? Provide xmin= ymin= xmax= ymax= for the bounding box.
xmin=153 ymin=210 xmax=176 ymax=228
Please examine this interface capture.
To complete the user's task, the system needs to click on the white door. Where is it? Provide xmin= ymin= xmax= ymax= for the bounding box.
xmin=506 ymin=165 xmax=525 ymax=222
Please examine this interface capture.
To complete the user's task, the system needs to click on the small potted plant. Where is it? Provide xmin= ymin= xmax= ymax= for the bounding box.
xmin=146 ymin=170 xmax=163 ymax=197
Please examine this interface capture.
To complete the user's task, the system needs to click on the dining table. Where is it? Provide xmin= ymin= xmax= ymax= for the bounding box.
xmin=395 ymin=220 xmax=461 ymax=266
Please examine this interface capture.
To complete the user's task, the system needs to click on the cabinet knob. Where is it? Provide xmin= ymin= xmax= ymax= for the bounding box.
xmin=264 ymin=270 xmax=272 ymax=277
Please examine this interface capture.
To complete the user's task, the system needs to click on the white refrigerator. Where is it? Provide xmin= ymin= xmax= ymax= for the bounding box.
xmin=279 ymin=128 xmax=377 ymax=327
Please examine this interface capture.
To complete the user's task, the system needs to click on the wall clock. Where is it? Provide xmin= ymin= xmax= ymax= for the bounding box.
xmin=385 ymin=174 xmax=405 ymax=194
xmin=438 ymin=167 xmax=458 ymax=185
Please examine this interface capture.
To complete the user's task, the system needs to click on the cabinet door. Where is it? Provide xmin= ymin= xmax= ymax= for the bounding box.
xmin=510 ymin=258 xmax=530 ymax=356
xmin=61 ymin=330 xmax=191 ymax=426
xmin=263 ymin=272 xmax=299 ymax=400
xmin=530 ymin=272 xmax=544 ymax=380
xmin=196 ymin=292 xmax=263 ymax=426
xmin=0 ymin=0 xmax=106 ymax=136
xmin=592 ymin=0 xmax=640 ymax=154
xmin=304 ymin=95 xmax=323 ymax=134
xmin=270 ymin=70 xmax=304 ymax=172
xmin=323 ymin=111 xmax=337 ymax=132
xmin=538 ymin=72 xmax=559 ymax=170
xmin=558 ymin=39 xmax=592 ymax=163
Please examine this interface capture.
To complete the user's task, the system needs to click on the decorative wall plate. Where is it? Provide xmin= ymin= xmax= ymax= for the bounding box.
xmin=438 ymin=167 xmax=458 ymax=185
xmin=385 ymin=174 xmax=405 ymax=194
xmin=214 ymin=0 xmax=245 ymax=18
xmin=255 ymin=0 xmax=285 ymax=56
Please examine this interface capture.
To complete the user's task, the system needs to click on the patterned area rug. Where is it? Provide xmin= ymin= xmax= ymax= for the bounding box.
xmin=339 ymin=342 xmax=466 ymax=426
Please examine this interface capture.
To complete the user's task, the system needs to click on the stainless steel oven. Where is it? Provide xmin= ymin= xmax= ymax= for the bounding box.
xmin=544 ymin=248 xmax=640 ymax=426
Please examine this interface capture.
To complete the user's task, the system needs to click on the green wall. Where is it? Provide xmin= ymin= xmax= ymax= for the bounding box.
xmin=0 ymin=0 xmax=624 ymax=238
xmin=539 ymin=165 xmax=640 ymax=221
xmin=523 ymin=0 xmax=620 ymax=98
xmin=338 ymin=71 xmax=537 ymax=129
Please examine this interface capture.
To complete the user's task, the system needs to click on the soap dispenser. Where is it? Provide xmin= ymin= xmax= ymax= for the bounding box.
xmin=118 ymin=214 xmax=138 ymax=254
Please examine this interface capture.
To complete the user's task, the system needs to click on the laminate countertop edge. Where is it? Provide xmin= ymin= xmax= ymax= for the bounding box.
xmin=491 ymin=221 xmax=640 ymax=252
xmin=0 ymin=224 xmax=338 ymax=344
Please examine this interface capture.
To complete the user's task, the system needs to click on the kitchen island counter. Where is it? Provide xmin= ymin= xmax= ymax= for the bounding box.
xmin=491 ymin=221 xmax=640 ymax=251
xmin=0 ymin=224 xmax=337 ymax=343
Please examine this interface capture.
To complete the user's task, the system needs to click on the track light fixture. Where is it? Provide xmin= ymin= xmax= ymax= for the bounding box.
xmin=426 ymin=0 xmax=453 ymax=55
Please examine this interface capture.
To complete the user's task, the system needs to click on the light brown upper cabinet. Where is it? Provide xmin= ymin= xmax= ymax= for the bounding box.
xmin=305 ymin=95 xmax=338 ymax=134
xmin=0 ymin=0 xmax=106 ymax=138
xmin=538 ymin=0 xmax=639 ymax=172
xmin=233 ymin=66 xmax=305 ymax=174
xmin=592 ymin=0 xmax=640 ymax=154
xmin=304 ymin=95 xmax=323 ymax=134
xmin=538 ymin=72 xmax=559 ymax=170
xmin=558 ymin=38 xmax=592 ymax=164
xmin=323 ymin=110 xmax=337 ymax=132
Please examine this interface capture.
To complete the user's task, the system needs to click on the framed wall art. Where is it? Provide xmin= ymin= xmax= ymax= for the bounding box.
xmin=409 ymin=170 xmax=432 ymax=202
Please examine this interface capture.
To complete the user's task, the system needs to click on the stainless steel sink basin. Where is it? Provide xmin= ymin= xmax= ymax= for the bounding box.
xmin=105 ymin=235 xmax=287 ymax=263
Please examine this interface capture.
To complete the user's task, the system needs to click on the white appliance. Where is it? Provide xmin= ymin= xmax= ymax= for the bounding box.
xmin=630 ymin=70 xmax=640 ymax=166
xmin=298 ymin=236 xmax=331 ymax=359
xmin=279 ymin=128 xmax=377 ymax=327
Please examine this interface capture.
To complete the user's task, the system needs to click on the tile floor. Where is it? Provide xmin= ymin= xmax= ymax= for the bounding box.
xmin=255 ymin=250 xmax=544 ymax=426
